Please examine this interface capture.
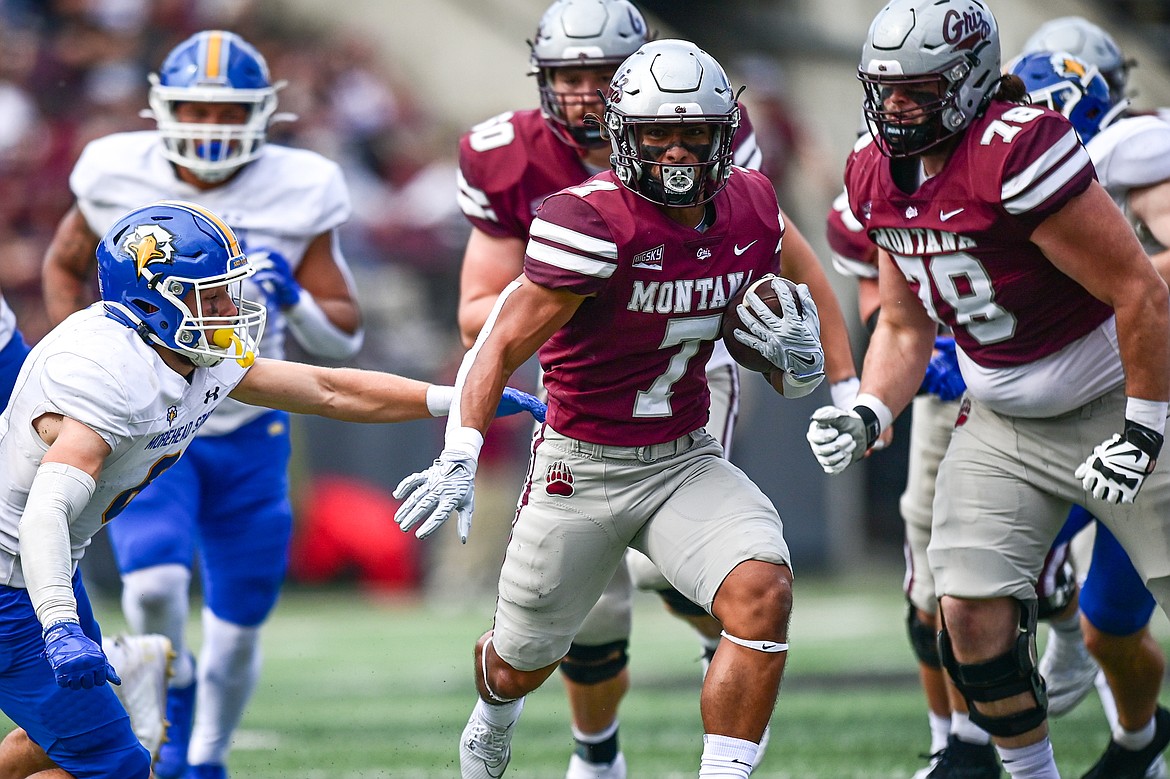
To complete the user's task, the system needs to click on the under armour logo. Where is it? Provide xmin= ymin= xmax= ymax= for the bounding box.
xmin=205 ymin=387 xmax=221 ymax=403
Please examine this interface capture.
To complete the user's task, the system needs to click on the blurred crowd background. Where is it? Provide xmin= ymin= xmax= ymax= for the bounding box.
xmin=3 ymin=0 xmax=1169 ymax=601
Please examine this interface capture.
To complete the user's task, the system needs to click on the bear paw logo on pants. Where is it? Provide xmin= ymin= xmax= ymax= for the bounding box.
xmin=545 ymin=460 xmax=575 ymax=497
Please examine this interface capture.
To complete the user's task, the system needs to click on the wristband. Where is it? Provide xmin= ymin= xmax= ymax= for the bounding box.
xmin=425 ymin=385 xmax=455 ymax=418
xmin=853 ymin=393 xmax=893 ymax=449
xmin=444 ymin=426 xmax=484 ymax=461
xmin=1126 ymin=397 xmax=1168 ymax=437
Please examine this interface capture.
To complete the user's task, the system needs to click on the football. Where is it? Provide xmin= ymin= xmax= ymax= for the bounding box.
xmin=721 ymin=274 xmax=802 ymax=373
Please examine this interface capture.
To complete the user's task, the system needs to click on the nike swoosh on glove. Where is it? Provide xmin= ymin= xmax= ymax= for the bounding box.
xmin=43 ymin=622 xmax=122 ymax=690
xmin=1075 ymin=420 xmax=1162 ymax=504
xmin=393 ymin=451 xmax=477 ymax=542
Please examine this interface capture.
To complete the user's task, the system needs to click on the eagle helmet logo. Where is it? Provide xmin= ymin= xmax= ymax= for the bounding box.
xmin=124 ymin=224 xmax=176 ymax=278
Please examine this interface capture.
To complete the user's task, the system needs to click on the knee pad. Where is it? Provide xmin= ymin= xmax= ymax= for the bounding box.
xmin=906 ymin=602 xmax=941 ymax=669
xmin=657 ymin=586 xmax=709 ymax=618
xmin=559 ymin=639 xmax=629 ymax=685
xmin=938 ymin=599 xmax=1047 ymax=737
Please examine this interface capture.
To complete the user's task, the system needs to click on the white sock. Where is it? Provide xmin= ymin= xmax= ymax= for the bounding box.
xmin=187 ymin=609 xmax=262 ymax=766
xmin=120 ymin=564 xmax=194 ymax=686
xmin=572 ymin=719 xmax=619 ymax=745
xmin=1113 ymin=715 xmax=1156 ymax=751
xmin=929 ymin=711 xmax=950 ymax=753
xmin=997 ymin=738 xmax=1059 ymax=779
xmin=951 ymin=711 xmax=992 ymax=745
xmin=699 ymin=734 xmax=757 ymax=778
xmin=474 ymin=696 xmax=523 ymax=729
xmin=1049 ymin=610 xmax=1081 ymax=636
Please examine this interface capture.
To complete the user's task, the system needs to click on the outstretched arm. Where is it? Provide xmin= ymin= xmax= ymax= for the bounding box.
xmin=230 ymin=360 xmax=432 ymax=422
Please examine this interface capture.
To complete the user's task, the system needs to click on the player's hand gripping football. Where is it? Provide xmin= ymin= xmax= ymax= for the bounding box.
xmin=43 ymin=621 xmax=121 ymax=690
xmin=734 ymin=277 xmax=825 ymax=396
xmin=1075 ymin=420 xmax=1163 ymax=504
xmin=249 ymin=249 xmax=302 ymax=309
xmin=394 ymin=449 xmax=478 ymax=543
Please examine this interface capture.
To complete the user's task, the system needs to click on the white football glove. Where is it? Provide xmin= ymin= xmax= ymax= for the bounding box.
xmin=393 ymin=450 xmax=478 ymax=542
xmin=734 ymin=278 xmax=825 ymax=395
xmin=1074 ymin=421 xmax=1163 ymax=505
xmin=806 ymin=405 xmax=882 ymax=475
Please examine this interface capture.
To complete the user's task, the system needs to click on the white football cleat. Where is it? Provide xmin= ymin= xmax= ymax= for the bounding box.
xmin=1038 ymin=623 xmax=1099 ymax=717
xmin=566 ymin=752 xmax=626 ymax=779
xmin=460 ymin=699 xmax=524 ymax=779
xmin=102 ymin=633 xmax=175 ymax=761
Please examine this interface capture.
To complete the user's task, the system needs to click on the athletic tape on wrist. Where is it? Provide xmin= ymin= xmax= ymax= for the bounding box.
xmin=1126 ymin=397 xmax=1168 ymax=437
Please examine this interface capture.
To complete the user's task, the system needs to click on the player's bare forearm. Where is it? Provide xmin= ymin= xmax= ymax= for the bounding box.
xmin=42 ymin=206 xmax=101 ymax=325
xmin=1115 ymin=278 xmax=1170 ymax=402
xmin=863 ymin=251 xmax=935 ymax=418
xmin=231 ymin=359 xmax=432 ymax=422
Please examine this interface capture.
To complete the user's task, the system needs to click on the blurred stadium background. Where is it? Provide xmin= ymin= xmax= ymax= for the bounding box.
xmin=1 ymin=0 xmax=1169 ymax=775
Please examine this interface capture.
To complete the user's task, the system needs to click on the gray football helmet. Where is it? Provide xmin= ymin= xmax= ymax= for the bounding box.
xmin=603 ymin=39 xmax=739 ymax=207
xmin=859 ymin=0 xmax=1001 ymax=157
xmin=530 ymin=0 xmax=649 ymax=149
xmin=1022 ymin=16 xmax=1128 ymax=103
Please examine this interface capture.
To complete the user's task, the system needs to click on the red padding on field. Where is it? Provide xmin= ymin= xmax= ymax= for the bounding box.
xmin=289 ymin=476 xmax=421 ymax=592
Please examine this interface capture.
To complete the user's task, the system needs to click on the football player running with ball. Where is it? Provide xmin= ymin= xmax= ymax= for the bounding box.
xmin=397 ymin=40 xmax=825 ymax=779
xmin=455 ymin=2 xmax=857 ymax=776
xmin=807 ymin=2 xmax=1170 ymax=778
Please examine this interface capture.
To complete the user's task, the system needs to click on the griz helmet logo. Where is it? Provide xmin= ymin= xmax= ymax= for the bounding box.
xmin=942 ymin=8 xmax=992 ymax=51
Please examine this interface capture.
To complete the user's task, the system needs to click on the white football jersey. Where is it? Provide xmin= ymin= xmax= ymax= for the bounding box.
xmin=1087 ymin=114 xmax=1170 ymax=256
xmin=69 ymin=131 xmax=352 ymax=435
xmin=0 ymin=306 xmax=250 ymax=586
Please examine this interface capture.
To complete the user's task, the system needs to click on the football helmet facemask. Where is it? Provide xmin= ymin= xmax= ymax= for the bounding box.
xmin=97 ymin=200 xmax=266 ymax=368
xmin=146 ymin=30 xmax=284 ymax=183
xmin=1009 ymin=51 xmax=1123 ymax=144
xmin=1022 ymin=16 xmax=1129 ymax=103
xmin=859 ymin=0 xmax=1001 ymax=158
xmin=530 ymin=0 xmax=649 ymax=149
xmin=604 ymin=39 xmax=739 ymax=207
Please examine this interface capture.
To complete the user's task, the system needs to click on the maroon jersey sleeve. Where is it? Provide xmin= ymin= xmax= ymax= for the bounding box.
xmin=826 ymin=186 xmax=878 ymax=279
xmin=456 ymin=109 xmax=591 ymax=241
xmin=523 ymin=178 xmax=620 ymax=298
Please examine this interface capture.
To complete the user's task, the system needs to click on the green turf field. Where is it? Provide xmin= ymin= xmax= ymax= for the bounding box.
xmin=12 ymin=569 xmax=1169 ymax=778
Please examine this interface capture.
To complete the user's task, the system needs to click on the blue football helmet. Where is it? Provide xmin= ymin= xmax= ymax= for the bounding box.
xmin=146 ymin=30 xmax=283 ymax=182
xmin=1009 ymin=51 xmax=1119 ymax=144
xmin=97 ymin=201 xmax=266 ymax=368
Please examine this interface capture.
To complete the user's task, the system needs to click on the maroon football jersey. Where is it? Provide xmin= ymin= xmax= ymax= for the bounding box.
xmin=524 ymin=167 xmax=783 ymax=446
xmin=845 ymin=101 xmax=1112 ymax=368
xmin=458 ymin=106 xmax=763 ymax=243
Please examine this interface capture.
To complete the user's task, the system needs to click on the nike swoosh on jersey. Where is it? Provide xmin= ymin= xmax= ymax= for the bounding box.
xmin=939 ymin=208 xmax=965 ymax=221
xmin=734 ymin=240 xmax=758 ymax=255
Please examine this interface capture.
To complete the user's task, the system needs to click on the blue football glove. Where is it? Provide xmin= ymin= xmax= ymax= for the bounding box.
xmin=497 ymin=388 xmax=546 ymax=422
xmin=919 ymin=336 xmax=966 ymax=402
xmin=250 ymin=249 xmax=302 ymax=309
xmin=43 ymin=622 xmax=121 ymax=690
